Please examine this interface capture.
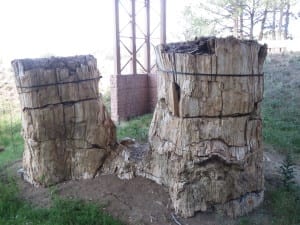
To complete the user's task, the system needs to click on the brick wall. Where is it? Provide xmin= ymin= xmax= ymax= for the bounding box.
xmin=110 ymin=74 xmax=157 ymax=122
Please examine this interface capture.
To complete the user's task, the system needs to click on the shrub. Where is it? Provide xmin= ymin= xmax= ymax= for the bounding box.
xmin=280 ymin=152 xmax=296 ymax=191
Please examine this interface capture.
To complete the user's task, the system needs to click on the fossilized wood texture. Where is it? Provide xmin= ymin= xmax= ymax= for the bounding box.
xmin=12 ymin=55 xmax=116 ymax=186
xmin=147 ymin=37 xmax=267 ymax=217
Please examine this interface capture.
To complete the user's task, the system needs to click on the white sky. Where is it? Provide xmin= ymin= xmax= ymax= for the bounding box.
xmin=0 ymin=0 xmax=186 ymax=62
xmin=0 ymin=0 xmax=115 ymax=59
xmin=0 ymin=0 xmax=299 ymax=63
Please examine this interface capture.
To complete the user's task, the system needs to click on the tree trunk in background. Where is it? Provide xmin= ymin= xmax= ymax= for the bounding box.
xmin=271 ymin=8 xmax=276 ymax=40
xmin=284 ymin=1 xmax=290 ymax=39
xmin=234 ymin=16 xmax=239 ymax=37
xmin=249 ymin=11 xmax=254 ymax=39
xmin=278 ymin=0 xmax=284 ymax=39
xmin=240 ymin=10 xmax=244 ymax=39
xmin=181 ymin=0 xmax=297 ymax=41
xmin=258 ymin=7 xmax=268 ymax=40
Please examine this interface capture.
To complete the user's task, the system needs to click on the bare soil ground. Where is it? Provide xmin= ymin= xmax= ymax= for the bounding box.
xmin=4 ymin=144 xmax=300 ymax=225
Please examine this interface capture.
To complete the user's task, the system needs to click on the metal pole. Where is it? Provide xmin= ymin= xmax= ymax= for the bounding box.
xmin=113 ymin=0 xmax=121 ymax=75
xmin=131 ymin=0 xmax=137 ymax=75
xmin=160 ymin=0 xmax=166 ymax=44
xmin=145 ymin=0 xmax=151 ymax=74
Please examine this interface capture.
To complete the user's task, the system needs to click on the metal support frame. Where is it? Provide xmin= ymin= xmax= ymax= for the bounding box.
xmin=113 ymin=0 xmax=166 ymax=76
xmin=131 ymin=0 xmax=137 ymax=74
xmin=145 ymin=0 xmax=151 ymax=73
xmin=113 ymin=0 xmax=121 ymax=75
xmin=160 ymin=0 xmax=166 ymax=44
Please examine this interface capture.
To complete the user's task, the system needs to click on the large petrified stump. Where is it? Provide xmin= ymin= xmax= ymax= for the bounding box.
xmin=12 ymin=55 xmax=116 ymax=186
xmin=147 ymin=37 xmax=267 ymax=217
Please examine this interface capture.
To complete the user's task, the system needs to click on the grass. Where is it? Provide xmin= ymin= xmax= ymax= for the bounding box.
xmin=236 ymin=53 xmax=300 ymax=225
xmin=0 ymin=178 xmax=123 ymax=225
xmin=262 ymin=53 xmax=300 ymax=158
xmin=0 ymin=107 xmax=23 ymax=167
xmin=117 ymin=113 xmax=153 ymax=142
xmin=267 ymin=187 xmax=300 ymax=225
xmin=237 ymin=184 xmax=300 ymax=225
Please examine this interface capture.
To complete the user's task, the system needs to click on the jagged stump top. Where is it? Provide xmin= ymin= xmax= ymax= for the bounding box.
xmin=12 ymin=55 xmax=101 ymax=109
xmin=155 ymin=36 xmax=267 ymax=118
xmin=12 ymin=55 xmax=97 ymax=74
xmin=156 ymin=36 xmax=268 ymax=76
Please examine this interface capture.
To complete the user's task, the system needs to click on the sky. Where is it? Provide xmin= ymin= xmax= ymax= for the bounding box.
xmin=0 ymin=0 xmax=186 ymax=91
xmin=0 ymin=0 xmax=299 ymax=64
xmin=0 ymin=0 xmax=114 ymax=59
xmin=0 ymin=0 xmax=186 ymax=62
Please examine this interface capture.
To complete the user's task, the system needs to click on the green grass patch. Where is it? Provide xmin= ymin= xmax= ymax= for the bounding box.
xmin=117 ymin=114 xmax=153 ymax=142
xmin=0 ymin=178 xmax=123 ymax=225
xmin=237 ymin=186 xmax=300 ymax=225
xmin=0 ymin=111 xmax=23 ymax=167
xmin=262 ymin=54 xmax=300 ymax=157
xmin=266 ymin=187 xmax=300 ymax=225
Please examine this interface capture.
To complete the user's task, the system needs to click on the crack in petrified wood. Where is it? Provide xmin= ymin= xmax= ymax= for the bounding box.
xmin=22 ymin=97 xmax=100 ymax=111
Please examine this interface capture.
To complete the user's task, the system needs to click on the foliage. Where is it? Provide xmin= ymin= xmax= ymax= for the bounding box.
xmin=280 ymin=152 xmax=296 ymax=191
xmin=180 ymin=0 xmax=298 ymax=40
xmin=0 ymin=178 xmax=123 ymax=225
xmin=117 ymin=114 xmax=153 ymax=143
xmin=181 ymin=4 xmax=217 ymax=40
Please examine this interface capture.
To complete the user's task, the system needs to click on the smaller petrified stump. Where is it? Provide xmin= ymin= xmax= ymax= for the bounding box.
xmin=12 ymin=55 xmax=116 ymax=186
xmin=147 ymin=37 xmax=267 ymax=217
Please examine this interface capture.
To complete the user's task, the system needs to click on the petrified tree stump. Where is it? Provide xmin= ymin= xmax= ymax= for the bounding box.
xmin=147 ymin=37 xmax=267 ymax=217
xmin=12 ymin=55 xmax=116 ymax=186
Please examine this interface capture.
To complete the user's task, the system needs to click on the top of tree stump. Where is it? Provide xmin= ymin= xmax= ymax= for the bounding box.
xmin=11 ymin=55 xmax=96 ymax=75
xmin=160 ymin=36 xmax=267 ymax=56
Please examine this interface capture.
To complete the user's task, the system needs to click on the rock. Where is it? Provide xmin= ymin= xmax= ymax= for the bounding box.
xmin=0 ymin=146 xmax=4 ymax=152
xmin=101 ymin=144 xmax=137 ymax=180
xmin=147 ymin=37 xmax=267 ymax=218
xmin=119 ymin=137 xmax=136 ymax=146
xmin=17 ymin=168 xmax=24 ymax=180
xmin=12 ymin=55 xmax=116 ymax=186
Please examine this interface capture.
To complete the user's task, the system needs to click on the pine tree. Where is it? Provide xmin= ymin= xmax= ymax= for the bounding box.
xmin=280 ymin=152 xmax=296 ymax=191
